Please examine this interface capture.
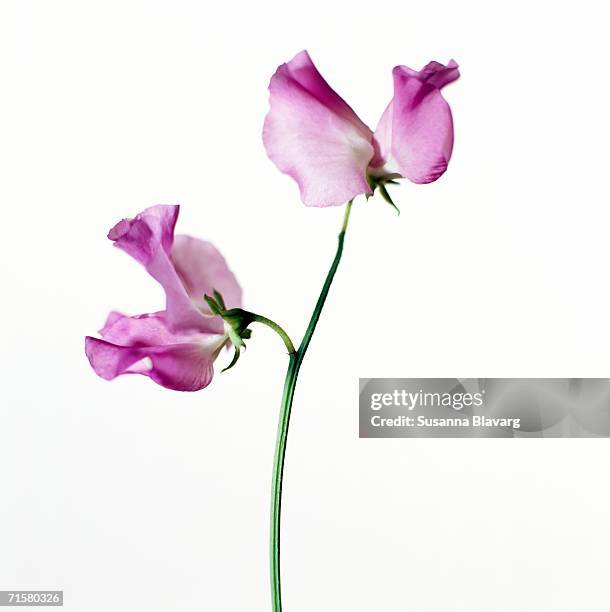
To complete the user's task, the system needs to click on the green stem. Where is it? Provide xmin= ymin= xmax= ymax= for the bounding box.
xmin=270 ymin=200 xmax=353 ymax=612
xmin=252 ymin=315 xmax=296 ymax=354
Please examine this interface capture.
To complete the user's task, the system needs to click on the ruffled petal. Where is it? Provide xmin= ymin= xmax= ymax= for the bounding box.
xmin=263 ymin=50 xmax=375 ymax=207
xmin=99 ymin=311 xmax=195 ymax=345
xmin=85 ymin=337 xmax=216 ymax=391
xmin=171 ymin=236 xmax=242 ymax=312
xmin=108 ymin=205 xmax=223 ymax=334
xmin=85 ymin=311 xmax=226 ymax=391
xmin=371 ymin=60 xmax=459 ymax=184
xmin=108 ymin=204 xmax=178 ymax=265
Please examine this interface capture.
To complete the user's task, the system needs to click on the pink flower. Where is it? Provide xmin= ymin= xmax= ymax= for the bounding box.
xmin=85 ymin=205 xmax=242 ymax=391
xmin=263 ymin=51 xmax=459 ymax=207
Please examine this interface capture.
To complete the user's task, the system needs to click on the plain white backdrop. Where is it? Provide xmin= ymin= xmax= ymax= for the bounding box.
xmin=2 ymin=1 xmax=610 ymax=610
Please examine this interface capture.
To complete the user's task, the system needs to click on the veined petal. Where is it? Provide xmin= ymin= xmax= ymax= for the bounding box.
xmin=171 ymin=235 xmax=242 ymax=312
xmin=371 ymin=60 xmax=459 ymax=184
xmin=108 ymin=204 xmax=178 ymax=265
xmin=85 ymin=337 xmax=216 ymax=391
xmin=85 ymin=311 xmax=226 ymax=391
xmin=107 ymin=205 xmax=229 ymax=334
xmin=99 ymin=311 xmax=196 ymax=345
xmin=263 ymin=50 xmax=375 ymax=207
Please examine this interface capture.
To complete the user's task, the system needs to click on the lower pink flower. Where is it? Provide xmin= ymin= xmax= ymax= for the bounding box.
xmin=85 ymin=205 xmax=242 ymax=392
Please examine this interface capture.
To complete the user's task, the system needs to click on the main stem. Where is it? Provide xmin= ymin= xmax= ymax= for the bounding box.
xmin=270 ymin=201 xmax=353 ymax=612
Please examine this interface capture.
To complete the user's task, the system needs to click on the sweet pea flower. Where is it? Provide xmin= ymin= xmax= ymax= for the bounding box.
xmin=263 ymin=50 xmax=459 ymax=207
xmin=85 ymin=205 xmax=242 ymax=391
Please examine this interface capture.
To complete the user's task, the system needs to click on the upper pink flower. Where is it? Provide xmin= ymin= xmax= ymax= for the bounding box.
xmin=85 ymin=205 xmax=242 ymax=391
xmin=263 ymin=51 xmax=459 ymax=207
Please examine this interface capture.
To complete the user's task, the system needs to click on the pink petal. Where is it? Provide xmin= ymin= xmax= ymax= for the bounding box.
xmin=108 ymin=205 xmax=225 ymax=334
xmin=171 ymin=236 xmax=242 ymax=312
xmin=369 ymin=100 xmax=393 ymax=171
xmin=371 ymin=60 xmax=459 ymax=184
xmin=85 ymin=311 xmax=226 ymax=391
xmin=99 ymin=311 xmax=195 ymax=345
xmin=85 ymin=337 xmax=216 ymax=391
xmin=108 ymin=204 xmax=178 ymax=265
xmin=263 ymin=50 xmax=375 ymax=207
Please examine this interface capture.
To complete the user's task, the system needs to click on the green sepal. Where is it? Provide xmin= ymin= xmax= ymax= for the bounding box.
xmin=366 ymin=175 xmax=400 ymax=213
xmin=222 ymin=346 xmax=241 ymax=372
xmin=213 ymin=289 xmax=226 ymax=311
xmin=204 ymin=293 xmax=223 ymax=315
xmin=204 ymin=293 xmax=254 ymax=363
xmin=378 ymin=182 xmax=400 ymax=215
xmin=366 ymin=175 xmax=377 ymax=200
xmin=219 ymin=305 xmax=256 ymax=352
xmin=226 ymin=325 xmax=245 ymax=350
xmin=222 ymin=308 xmax=256 ymax=337
xmin=204 ymin=292 xmax=289 ymax=371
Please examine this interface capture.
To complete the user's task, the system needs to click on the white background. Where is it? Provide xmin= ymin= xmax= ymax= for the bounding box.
xmin=2 ymin=1 xmax=610 ymax=610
